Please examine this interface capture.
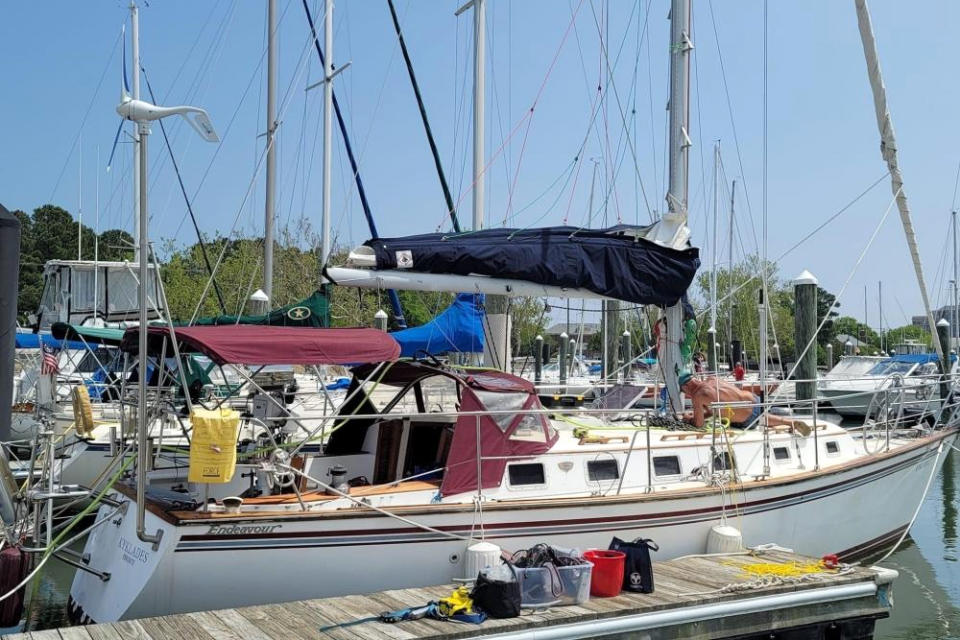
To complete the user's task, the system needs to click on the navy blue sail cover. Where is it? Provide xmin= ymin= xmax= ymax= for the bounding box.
xmin=365 ymin=225 xmax=700 ymax=305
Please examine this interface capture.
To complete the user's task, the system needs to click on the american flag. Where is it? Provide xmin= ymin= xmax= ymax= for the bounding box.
xmin=41 ymin=342 xmax=60 ymax=376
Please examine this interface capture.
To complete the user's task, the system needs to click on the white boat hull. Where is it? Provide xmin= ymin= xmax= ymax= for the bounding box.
xmin=69 ymin=431 xmax=955 ymax=623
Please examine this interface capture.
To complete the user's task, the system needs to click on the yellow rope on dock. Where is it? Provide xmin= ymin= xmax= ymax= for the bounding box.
xmin=734 ymin=560 xmax=832 ymax=579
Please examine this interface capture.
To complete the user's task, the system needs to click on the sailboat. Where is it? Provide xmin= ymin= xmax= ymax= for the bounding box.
xmin=64 ymin=0 xmax=960 ymax=625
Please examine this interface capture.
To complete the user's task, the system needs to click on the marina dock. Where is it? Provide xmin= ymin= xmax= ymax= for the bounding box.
xmin=4 ymin=550 xmax=897 ymax=640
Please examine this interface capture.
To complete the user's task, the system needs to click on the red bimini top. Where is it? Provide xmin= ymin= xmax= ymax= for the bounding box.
xmin=121 ymin=325 xmax=400 ymax=366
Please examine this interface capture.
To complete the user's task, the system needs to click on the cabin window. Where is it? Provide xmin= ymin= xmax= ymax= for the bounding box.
xmin=587 ymin=459 xmax=620 ymax=481
xmin=713 ymin=452 xmax=735 ymax=471
xmin=653 ymin=456 xmax=681 ymax=477
xmin=475 ymin=391 xmax=529 ymax=433
xmin=508 ymin=463 xmax=546 ymax=486
xmin=825 ymin=440 xmax=840 ymax=455
xmin=773 ymin=446 xmax=790 ymax=462
xmin=509 ymin=414 xmax=547 ymax=443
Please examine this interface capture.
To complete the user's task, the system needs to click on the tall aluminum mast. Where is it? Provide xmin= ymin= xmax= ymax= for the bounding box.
xmin=321 ymin=0 xmax=334 ymax=266
xmin=263 ymin=0 xmax=278 ymax=301
xmin=658 ymin=0 xmax=693 ymax=411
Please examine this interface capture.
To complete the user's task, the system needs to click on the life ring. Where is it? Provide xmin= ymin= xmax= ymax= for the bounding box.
xmin=72 ymin=386 xmax=95 ymax=437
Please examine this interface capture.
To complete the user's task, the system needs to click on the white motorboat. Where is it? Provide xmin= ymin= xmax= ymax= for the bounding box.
xmin=819 ymin=354 xmax=952 ymax=418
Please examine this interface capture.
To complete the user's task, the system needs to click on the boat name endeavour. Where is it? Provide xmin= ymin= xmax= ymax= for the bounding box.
xmin=206 ymin=524 xmax=282 ymax=535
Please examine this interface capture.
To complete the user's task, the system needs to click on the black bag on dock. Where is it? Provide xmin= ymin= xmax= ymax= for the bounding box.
xmin=609 ymin=537 xmax=658 ymax=593
xmin=471 ymin=564 xmax=521 ymax=618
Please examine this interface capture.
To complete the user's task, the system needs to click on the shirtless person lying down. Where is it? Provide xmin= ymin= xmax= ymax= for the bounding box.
xmin=679 ymin=373 xmax=811 ymax=434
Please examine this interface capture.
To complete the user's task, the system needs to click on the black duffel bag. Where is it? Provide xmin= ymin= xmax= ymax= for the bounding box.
xmin=471 ymin=563 xmax=521 ymax=618
xmin=609 ymin=537 xmax=659 ymax=593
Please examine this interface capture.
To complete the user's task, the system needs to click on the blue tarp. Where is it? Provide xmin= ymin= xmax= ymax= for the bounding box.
xmin=15 ymin=331 xmax=86 ymax=351
xmin=365 ymin=225 xmax=700 ymax=306
xmin=391 ymin=293 xmax=485 ymax=357
xmin=890 ymin=353 xmax=955 ymax=364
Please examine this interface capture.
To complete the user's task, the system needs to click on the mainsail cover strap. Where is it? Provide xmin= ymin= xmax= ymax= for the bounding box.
xmin=364 ymin=225 xmax=700 ymax=305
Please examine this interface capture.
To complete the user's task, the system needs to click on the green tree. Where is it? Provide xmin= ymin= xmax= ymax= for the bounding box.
xmin=832 ymin=316 xmax=881 ymax=353
xmin=884 ymin=324 xmax=933 ymax=350
xmin=816 ymin=287 xmax=839 ymax=346
xmin=694 ymin=255 xmax=795 ymax=366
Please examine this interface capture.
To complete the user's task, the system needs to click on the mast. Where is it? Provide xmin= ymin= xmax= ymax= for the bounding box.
xmin=263 ymin=0 xmax=278 ymax=301
xmin=457 ymin=0 xmax=509 ymax=369
xmin=659 ymin=0 xmax=693 ymax=411
xmin=709 ymin=142 xmax=719 ymax=372
xmin=131 ymin=1 xmax=140 ymax=261
xmin=878 ymin=280 xmax=883 ymax=352
xmin=855 ymin=0 xmax=943 ymax=361
xmin=78 ymin=134 xmax=83 ymax=260
xmin=95 ymin=145 xmax=100 ymax=322
xmin=953 ymin=210 xmax=958 ymax=350
xmin=320 ymin=0 xmax=333 ymax=267
xmin=300 ymin=0 xmax=407 ymax=327
xmin=471 ymin=0 xmax=485 ymax=233
xmin=728 ymin=179 xmax=735 ymax=366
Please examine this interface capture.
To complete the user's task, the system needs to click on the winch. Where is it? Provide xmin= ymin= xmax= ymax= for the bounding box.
xmin=326 ymin=464 xmax=349 ymax=496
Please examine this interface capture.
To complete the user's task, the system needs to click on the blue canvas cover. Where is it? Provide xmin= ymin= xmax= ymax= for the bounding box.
xmin=15 ymin=331 xmax=85 ymax=351
xmin=365 ymin=225 xmax=700 ymax=306
xmin=391 ymin=293 xmax=485 ymax=356
xmin=890 ymin=353 xmax=955 ymax=364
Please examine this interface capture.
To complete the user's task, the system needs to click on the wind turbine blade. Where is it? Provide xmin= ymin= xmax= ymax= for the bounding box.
xmin=121 ymin=24 xmax=130 ymax=97
xmin=106 ymin=119 xmax=124 ymax=172
xmin=180 ymin=110 xmax=219 ymax=143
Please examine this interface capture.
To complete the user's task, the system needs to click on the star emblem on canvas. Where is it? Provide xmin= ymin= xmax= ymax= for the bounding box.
xmin=287 ymin=306 xmax=311 ymax=321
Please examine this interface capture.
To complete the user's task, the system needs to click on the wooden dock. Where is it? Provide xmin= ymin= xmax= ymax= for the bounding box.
xmin=5 ymin=550 xmax=896 ymax=640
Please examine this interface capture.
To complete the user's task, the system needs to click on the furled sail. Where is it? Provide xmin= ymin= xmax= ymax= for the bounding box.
xmin=353 ymin=226 xmax=700 ymax=306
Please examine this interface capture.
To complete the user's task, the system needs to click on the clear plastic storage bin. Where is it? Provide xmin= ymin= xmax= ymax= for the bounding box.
xmin=516 ymin=562 xmax=592 ymax=606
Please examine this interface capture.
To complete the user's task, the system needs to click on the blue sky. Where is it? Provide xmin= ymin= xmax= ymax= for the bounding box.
xmin=3 ymin=1 xmax=960 ymax=329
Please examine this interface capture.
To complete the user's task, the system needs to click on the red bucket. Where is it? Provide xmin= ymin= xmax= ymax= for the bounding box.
xmin=584 ymin=549 xmax=625 ymax=597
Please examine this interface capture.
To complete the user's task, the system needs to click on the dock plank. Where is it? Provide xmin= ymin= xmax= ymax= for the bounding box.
xmin=205 ymin=609 xmax=274 ymax=640
xmin=235 ymin=604 xmax=316 ymax=640
xmin=138 ymin=615 xmax=213 ymax=640
xmin=56 ymin=628 xmax=93 ymax=640
xmin=183 ymin=611 xmax=244 ymax=640
xmin=82 ymin=625 xmax=125 ymax=640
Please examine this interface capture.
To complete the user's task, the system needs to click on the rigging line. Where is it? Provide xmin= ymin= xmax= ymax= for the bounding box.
xmin=48 ymin=26 xmax=122 ymax=203
xmin=141 ymin=68 xmax=228 ymax=315
xmin=191 ymin=2 xmax=330 ymax=324
xmin=170 ymin=2 xmax=286 ymax=240
xmin=501 ymin=0 xmax=588 ymax=228
xmin=586 ymin=0 xmax=654 ymax=221
xmin=689 ymin=11 xmax=709 ymax=227
xmin=508 ymin=160 xmax=580 ymax=230
xmin=487 ymin=3 xmax=517 ymax=227
xmin=158 ymin=0 xmax=225 ymax=104
xmin=147 ymin=0 xmax=240 ymax=191
xmin=387 ymin=0 xmax=461 ymax=233
xmin=952 ymin=159 xmax=960 ymax=213
xmin=505 ymin=158 xmax=578 ymax=225
xmin=283 ymin=53 xmax=312 ymax=234
xmin=644 ymin=0 xmax=658 ymax=208
xmin=707 ymin=0 xmax=761 ymax=256
xmin=770 ymin=186 xmax=901 ymax=403
xmin=712 ymin=171 xmax=890 ymax=311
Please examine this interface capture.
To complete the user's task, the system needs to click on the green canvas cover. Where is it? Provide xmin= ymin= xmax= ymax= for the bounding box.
xmin=191 ymin=288 xmax=330 ymax=328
